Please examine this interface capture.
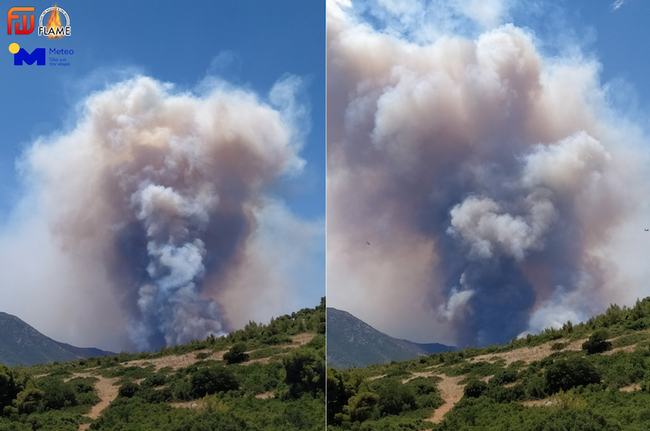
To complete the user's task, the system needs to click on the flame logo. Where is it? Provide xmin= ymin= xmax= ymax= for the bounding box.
xmin=46 ymin=5 xmax=62 ymax=39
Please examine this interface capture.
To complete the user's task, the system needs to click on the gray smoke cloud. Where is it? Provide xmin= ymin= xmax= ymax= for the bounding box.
xmin=0 ymin=75 xmax=321 ymax=352
xmin=327 ymin=0 xmax=650 ymax=347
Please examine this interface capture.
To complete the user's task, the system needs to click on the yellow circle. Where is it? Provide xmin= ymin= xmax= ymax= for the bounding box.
xmin=8 ymin=43 xmax=20 ymax=54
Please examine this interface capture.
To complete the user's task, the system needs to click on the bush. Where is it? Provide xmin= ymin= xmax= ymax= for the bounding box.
xmin=344 ymin=392 xmax=379 ymax=422
xmin=223 ymin=343 xmax=249 ymax=365
xmin=190 ymin=367 xmax=239 ymax=398
xmin=283 ymin=349 xmax=325 ymax=398
xmin=118 ymin=382 xmax=139 ymax=398
xmin=551 ymin=342 xmax=568 ymax=351
xmin=525 ymin=373 xmax=548 ymax=399
xmin=377 ymin=383 xmax=416 ymax=416
xmin=490 ymin=368 xmax=518 ymax=386
xmin=582 ymin=330 xmax=612 ymax=355
xmin=545 ymin=357 xmax=601 ymax=394
xmin=464 ymin=379 xmax=488 ymax=398
xmin=39 ymin=379 xmax=77 ymax=410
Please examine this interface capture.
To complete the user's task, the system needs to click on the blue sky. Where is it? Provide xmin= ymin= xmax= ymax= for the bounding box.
xmin=1 ymin=1 xmax=324 ymax=350
xmin=2 ymin=0 xmax=324 ymax=220
xmin=513 ymin=0 xmax=650 ymax=118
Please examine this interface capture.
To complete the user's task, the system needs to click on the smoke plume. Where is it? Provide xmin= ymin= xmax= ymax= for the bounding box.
xmin=327 ymin=0 xmax=650 ymax=347
xmin=1 ymin=75 xmax=321 ymax=352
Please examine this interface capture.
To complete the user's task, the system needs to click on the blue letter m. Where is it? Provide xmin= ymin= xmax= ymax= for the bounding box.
xmin=14 ymin=48 xmax=45 ymax=65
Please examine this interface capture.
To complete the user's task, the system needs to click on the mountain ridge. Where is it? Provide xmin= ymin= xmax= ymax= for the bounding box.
xmin=327 ymin=307 xmax=454 ymax=368
xmin=0 ymin=311 xmax=115 ymax=366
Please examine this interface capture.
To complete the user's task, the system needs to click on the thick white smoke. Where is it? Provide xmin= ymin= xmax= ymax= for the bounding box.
xmin=0 ymin=75 xmax=321 ymax=352
xmin=327 ymin=0 xmax=650 ymax=347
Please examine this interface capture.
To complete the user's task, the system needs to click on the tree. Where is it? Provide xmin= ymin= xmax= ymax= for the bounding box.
xmin=283 ymin=349 xmax=325 ymax=398
xmin=223 ymin=343 xmax=249 ymax=364
xmin=375 ymin=380 xmax=416 ymax=416
xmin=545 ymin=357 xmax=601 ymax=394
xmin=118 ymin=382 xmax=139 ymax=398
xmin=14 ymin=386 xmax=44 ymax=415
xmin=464 ymin=379 xmax=488 ymax=398
xmin=582 ymin=329 xmax=612 ymax=355
xmin=0 ymin=366 xmax=20 ymax=410
xmin=344 ymin=392 xmax=379 ymax=422
xmin=190 ymin=367 xmax=239 ymax=398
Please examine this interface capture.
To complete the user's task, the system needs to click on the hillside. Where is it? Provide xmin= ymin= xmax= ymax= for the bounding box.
xmin=0 ymin=312 xmax=114 ymax=367
xmin=327 ymin=298 xmax=650 ymax=430
xmin=0 ymin=299 xmax=325 ymax=431
xmin=327 ymin=307 xmax=454 ymax=369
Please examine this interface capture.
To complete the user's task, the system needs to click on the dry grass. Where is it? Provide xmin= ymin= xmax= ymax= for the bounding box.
xmin=291 ymin=333 xmax=316 ymax=345
xmin=522 ymin=399 xmax=555 ymax=407
xmin=467 ymin=338 xmax=587 ymax=366
xmin=124 ymin=349 xmax=227 ymax=371
xmin=619 ymin=383 xmax=641 ymax=392
xmin=602 ymin=345 xmax=637 ymax=356
xmin=401 ymin=371 xmax=437 ymax=384
xmin=170 ymin=401 xmax=202 ymax=409
xmin=367 ymin=374 xmax=386 ymax=381
xmin=241 ymin=357 xmax=272 ymax=366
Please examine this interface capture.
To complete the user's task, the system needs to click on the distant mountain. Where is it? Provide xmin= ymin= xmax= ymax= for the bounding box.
xmin=327 ymin=307 xmax=454 ymax=369
xmin=0 ymin=311 xmax=115 ymax=367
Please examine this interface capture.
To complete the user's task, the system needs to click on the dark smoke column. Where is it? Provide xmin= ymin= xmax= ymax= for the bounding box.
xmin=327 ymin=0 xmax=648 ymax=347
xmin=26 ymin=76 xmax=306 ymax=351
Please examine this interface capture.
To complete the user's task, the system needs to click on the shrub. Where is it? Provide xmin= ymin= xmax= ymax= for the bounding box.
xmin=464 ymin=379 xmax=488 ymax=398
xmin=283 ymin=349 xmax=325 ymax=398
xmin=551 ymin=342 xmax=568 ymax=351
xmin=377 ymin=383 xmax=416 ymax=415
xmin=223 ymin=343 xmax=249 ymax=365
xmin=582 ymin=330 xmax=612 ymax=355
xmin=545 ymin=357 xmax=601 ymax=394
xmin=344 ymin=392 xmax=380 ymax=422
xmin=118 ymin=382 xmax=139 ymax=398
xmin=190 ymin=367 xmax=239 ymax=398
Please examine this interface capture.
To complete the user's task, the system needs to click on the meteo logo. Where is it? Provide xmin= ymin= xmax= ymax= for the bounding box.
xmin=7 ymin=7 xmax=35 ymax=34
xmin=7 ymin=5 xmax=70 ymax=38
xmin=8 ymin=43 xmax=45 ymax=65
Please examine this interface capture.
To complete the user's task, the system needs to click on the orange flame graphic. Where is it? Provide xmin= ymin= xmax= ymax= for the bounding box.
xmin=46 ymin=5 xmax=62 ymax=39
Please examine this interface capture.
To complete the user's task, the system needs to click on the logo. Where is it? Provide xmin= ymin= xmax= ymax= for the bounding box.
xmin=7 ymin=7 xmax=35 ymax=35
xmin=38 ymin=6 xmax=70 ymax=38
xmin=8 ymin=43 xmax=45 ymax=65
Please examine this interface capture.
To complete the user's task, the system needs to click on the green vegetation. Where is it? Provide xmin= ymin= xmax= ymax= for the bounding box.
xmin=582 ymin=329 xmax=612 ymax=354
xmin=0 ymin=298 xmax=325 ymax=430
xmin=327 ymin=298 xmax=650 ymax=430
xmin=223 ymin=343 xmax=249 ymax=365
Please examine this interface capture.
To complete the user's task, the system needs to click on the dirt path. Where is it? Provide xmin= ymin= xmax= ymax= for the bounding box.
xmin=72 ymin=373 xmax=119 ymax=431
xmin=422 ymin=375 xmax=465 ymax=426
xmin=85 ymin=375 xmax=120 ymax=419
xmin=72 ymin=334 xmax=316 ymax=429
